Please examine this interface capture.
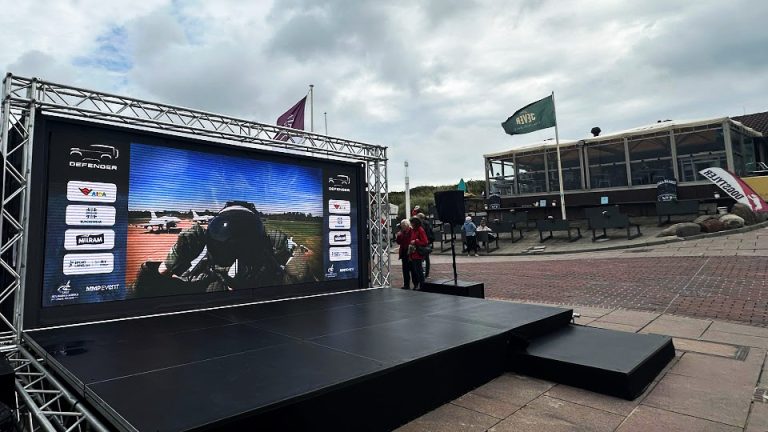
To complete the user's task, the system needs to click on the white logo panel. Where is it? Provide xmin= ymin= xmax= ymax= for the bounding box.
xmin=64 ymin=230 xmax=115 ymax=251
xmin=329 ymin=215 xmax=351 ymax=229
xmin=66 ymin=205 xmax=116 ymax=226
xmin=329 ymin=247 xmax=352 ymax=262
xmin=62 ymin=253 xmax=114 ymax=275
xmin=66 ymin=181 xmax=116 ymax=203
xmin=328 ymin=199 xmax=350 ymax=214
xmin=329 ymin=231 xmax=352 ymax=246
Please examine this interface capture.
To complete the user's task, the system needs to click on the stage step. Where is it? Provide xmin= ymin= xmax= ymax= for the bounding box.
xmin=510 ymin=325 xmax=675 ymax=400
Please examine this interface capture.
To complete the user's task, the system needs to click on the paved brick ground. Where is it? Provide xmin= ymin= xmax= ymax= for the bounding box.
xmin=393 ymin=227 xmax=768 ymax=327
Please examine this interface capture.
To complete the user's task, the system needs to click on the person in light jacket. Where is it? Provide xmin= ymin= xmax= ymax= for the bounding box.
xmin=462 ymin=216 xmax=478 ymax=257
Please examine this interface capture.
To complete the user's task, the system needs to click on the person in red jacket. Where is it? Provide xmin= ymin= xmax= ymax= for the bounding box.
xmin=408 ymin=216 xmax=429 ymax=290
xmin=395 ymin=219 xmax=412 ymax=289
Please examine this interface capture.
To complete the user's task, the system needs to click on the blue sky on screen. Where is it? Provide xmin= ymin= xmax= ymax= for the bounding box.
xmin=128 ymin=143 xmax=322 ymax=215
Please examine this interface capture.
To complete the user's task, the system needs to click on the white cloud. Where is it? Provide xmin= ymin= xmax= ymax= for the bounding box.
xmin=1 ymin=0 xmax=766 ymax=191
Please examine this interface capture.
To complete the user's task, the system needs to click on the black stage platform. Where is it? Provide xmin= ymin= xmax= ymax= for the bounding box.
xmin=25 ymin=289 xmax=572 ymax=431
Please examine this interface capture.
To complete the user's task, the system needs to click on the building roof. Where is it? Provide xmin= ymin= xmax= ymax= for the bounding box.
xmin=485 ymin=116 xmax=763 ymax=159
xmin=733 ymin=111 xmax=768 ymax=135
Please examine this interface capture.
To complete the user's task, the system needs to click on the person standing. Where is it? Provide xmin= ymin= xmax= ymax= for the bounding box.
xmin=411 ymin=205 xmax=421 ymax=217
xmin=408 ymin=216 xmax=429 ymax=289
xmin=462 ymin=216 xmax=478 ymax=256
xmin=395 ymin=219 xmax=412 ymax=289
xmin=416 ymin=213 xmax=433 ymax=278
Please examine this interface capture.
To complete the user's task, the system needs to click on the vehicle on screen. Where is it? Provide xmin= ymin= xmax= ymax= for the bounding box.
xmin=192 ymin=210 xmax=214 ymax=224
xmin=69 ymin=144 xmax=119 ymax=162
xmin=141 ymin=211 xmax=181 ymax=232
xmin=328 ymin=174 xmax=350 ymax=186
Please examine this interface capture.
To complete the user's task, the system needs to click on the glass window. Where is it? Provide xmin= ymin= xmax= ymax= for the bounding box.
xmin=516 ymin=152 xmax=547 ymax=194
xmin=627 ymin=135 xmax=674 ymax=185
xmin=546 ymin=147 xmax=582 ymax=190
xmin=488 ymin=159 xmax=515 ymax=195
xmin=586 ymin=139 xmax=628 ymax=188
xmin=743 ymin=135 xmax=757 ymax=175
xmin=674 ymin=128 xmax=725 ymax=182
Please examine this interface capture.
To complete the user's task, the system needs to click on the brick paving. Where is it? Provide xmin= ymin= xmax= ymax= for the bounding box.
xmin=392 ymin=227 xmax=768 ymax=430
xmin=393 ymin=227 xmax=768 ymax=326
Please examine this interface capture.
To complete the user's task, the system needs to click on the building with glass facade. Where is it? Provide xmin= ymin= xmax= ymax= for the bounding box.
xmin=483 ymin=117 xmax=765 ymax=214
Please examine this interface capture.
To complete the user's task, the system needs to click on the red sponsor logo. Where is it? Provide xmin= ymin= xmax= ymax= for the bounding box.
xmin=79 ymin=187 xmax=92 ymax=195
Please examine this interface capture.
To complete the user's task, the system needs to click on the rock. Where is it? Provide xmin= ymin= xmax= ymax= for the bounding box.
xmin=699 ymin=218 xmax=725 ymax=233
xmin=719 ymin=214 xmax=745 ymax=229
xmin=674 ymin=222 xmax=701 ymax=237
xmin=658 ymin=224 xmax=679 ymax=237
xmin=731 ymin=203 xmax=758 ymax=225
xmin=693 ymin=214 xmax=717 ymax=225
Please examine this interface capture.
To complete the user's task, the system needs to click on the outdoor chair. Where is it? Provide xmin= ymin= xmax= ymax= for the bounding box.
xmin=655 ymin=200 xmax=700 ymax=226
xmin=536 ymin=218 xmax=582 ymax=243
xmin=586 ymin=206 xmax=642 ymax=242
xmin=489 ymin=221 xmax=523 ymax=243
xmin=476 ymin=231 xmax=499 ymax=253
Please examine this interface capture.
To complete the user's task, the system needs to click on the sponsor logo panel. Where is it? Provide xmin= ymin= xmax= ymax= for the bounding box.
xmin=329 ymin=231 xmax=351 ymax=246
xmin=66 ymin=181 xmax=116 ymax=203
xmin=62 ymin=253 xmax=114 ymax=275
xmin=328 ymin=199 xmax=350 ymax=214
xmin=329 ymin=247 xmax=352 ymax=262
xmin=66 ymin=205 xmax=116 ymax=226
xmin=329 ymin=215 xmax=351 ymax=229
xmin=64 ymin=229 xmax=115 ymax=250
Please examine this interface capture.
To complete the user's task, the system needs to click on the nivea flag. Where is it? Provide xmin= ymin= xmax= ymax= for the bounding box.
xmin=275 ymin=96 xmax=307 ymax=141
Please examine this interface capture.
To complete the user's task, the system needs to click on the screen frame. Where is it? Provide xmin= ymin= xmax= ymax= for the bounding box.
xmin=24 ymin=113 xmax=369 ymax=329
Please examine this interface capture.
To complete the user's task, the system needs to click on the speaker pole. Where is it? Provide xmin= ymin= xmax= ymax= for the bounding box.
xmin=450 ymin=229 xmax=458 ymax=284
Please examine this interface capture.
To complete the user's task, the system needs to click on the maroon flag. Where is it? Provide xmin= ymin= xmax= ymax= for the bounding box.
xmin=275 ymin=96 xmax=307 ymax=141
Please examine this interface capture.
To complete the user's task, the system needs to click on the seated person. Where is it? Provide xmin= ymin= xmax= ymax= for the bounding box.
xmin=475 ymin=219 xmax=496 ymax=245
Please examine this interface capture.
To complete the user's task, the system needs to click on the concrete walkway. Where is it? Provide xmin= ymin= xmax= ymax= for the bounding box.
xmin=392 ymin=226 xmax=768 ymax=431
xmin=398 ymin=305 xmax=768 ymax=432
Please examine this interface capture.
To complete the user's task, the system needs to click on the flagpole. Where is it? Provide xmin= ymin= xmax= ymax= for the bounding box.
xmin=324 ymin=112 xmax=328 ymax=135
xmin=552 ymin=91 xmax=567 ymax=220
xmin=309 ymin=84 xmax=314 ymax=132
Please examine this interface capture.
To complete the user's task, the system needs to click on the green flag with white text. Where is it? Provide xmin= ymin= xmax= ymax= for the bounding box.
xmin=501 ymin=95 xmax=556 ymax=135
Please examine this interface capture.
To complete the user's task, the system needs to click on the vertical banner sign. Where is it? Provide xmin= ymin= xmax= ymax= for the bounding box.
xmin=656 ymin=179 xmax=678 ymax=202
xmin=699 ymin=167 xmax=768 ymax=212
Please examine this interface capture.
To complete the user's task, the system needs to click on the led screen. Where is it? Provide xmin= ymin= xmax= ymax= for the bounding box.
xmin=40 ymin=122 xmax=361 ymax=307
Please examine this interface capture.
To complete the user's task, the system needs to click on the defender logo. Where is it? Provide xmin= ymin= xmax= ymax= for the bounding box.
xmin=69 ymin=144 xmax=118 ymax=171
xmin=76 ymin=233 xmax=105 ymax=245
xmin=328 ymin=174 xmax=351 ymax=192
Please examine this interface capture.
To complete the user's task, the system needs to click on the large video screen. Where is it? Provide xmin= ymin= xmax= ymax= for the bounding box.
xmin=40 ymin=120 xmax=362 ymax=307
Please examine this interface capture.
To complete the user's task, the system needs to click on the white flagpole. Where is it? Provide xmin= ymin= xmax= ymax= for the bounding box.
xmin=309 ymin=84 xmax=314 ymax=132
xmin=404 ymin=161 xmax=411 ymax=218
xmin=552 ymin=91 xmax=567 ymax=220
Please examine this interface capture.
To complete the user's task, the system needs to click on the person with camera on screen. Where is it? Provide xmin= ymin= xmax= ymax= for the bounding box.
xmin=134 ymin=201 xmax=290 ymax=296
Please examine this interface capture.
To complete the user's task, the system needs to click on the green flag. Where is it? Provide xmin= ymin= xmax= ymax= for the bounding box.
xmin=501 ymin=95 xmax=556 ymax=135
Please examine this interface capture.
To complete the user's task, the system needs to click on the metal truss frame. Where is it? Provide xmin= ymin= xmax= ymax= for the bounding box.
xmin=0 ymin=73 xmax=391 ymax=430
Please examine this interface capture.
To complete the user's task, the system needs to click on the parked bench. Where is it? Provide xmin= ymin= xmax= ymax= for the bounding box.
xmin=439 ymin=224 xmax=462 ymax=252
xmin=656 ymin=200 xmax=700 ymax=226
xmin=586 ymin=206 xmax=641 ymax=242
xmin=476 ymin=231 xmax=499 ymax=253
xmin=501 ymin=211 xmax=536 ymax=230
xmin=536 ymin=218 xmax=582 ymax=243
xmin=489 ymin=221 xmax=523 ymax=243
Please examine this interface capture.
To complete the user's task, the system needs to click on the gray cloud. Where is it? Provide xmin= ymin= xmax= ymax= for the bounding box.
xmin=1 ymin=0 xmax=766 ymax=190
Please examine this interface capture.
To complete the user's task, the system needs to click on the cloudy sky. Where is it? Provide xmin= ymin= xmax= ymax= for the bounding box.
xmin=2 ymin=0 xmax=766 ymax=190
